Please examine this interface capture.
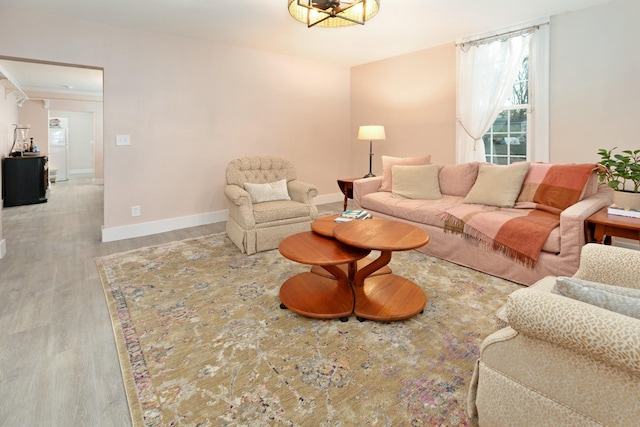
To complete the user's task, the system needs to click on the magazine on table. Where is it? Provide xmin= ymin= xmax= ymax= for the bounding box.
xmin=607 ymin=204 xmax=640 ymax=219
xmin=335 ymin=209 xmax=372 ymax=222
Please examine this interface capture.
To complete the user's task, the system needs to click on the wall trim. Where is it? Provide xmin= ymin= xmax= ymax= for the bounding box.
xmin=101 ymin=192 xmax=345 ymax=242
xmin=101 ymin=210 xmax=228 ymax=242
xmin=314 ymin=192 xmax=343 ymax=205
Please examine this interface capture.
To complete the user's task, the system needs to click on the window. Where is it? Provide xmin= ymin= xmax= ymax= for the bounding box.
xmin=483 ymin=56 xmax=529 ymax=165
xmin=456 ymin=20 xmax=549 ymax=164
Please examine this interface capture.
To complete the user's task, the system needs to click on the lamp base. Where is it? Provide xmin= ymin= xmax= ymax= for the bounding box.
xmin=363 ymin=172 xmax=375 ymax=178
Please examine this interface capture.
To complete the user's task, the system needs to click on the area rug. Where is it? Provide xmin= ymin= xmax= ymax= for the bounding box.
xmin=96 ymin=232 xmax=522 ymax=427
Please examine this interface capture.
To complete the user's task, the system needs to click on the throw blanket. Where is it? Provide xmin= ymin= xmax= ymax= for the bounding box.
xmin=442 ymin=164 xmax=596 ymax=267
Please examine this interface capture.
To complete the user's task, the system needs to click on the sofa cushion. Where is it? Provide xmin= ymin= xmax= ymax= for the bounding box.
xmin=252 ymin=200 xmax=311 ymax=224
xmin=553 ymin=276 xmax=640 ymax=320
xmin=438 ymin=162 xmax=479 ymax=197
xmin=244 ymin=179 xmax=291 ymax=203
xmin=380 ymin=155 xmax=431 ymax=192
xmin=464 ymin=162 xmax=530 ymax=208
xmin=360 ymin=192 xmax=463 ymax=228
xmin=391 ymin=165 xmax=442 ymax=200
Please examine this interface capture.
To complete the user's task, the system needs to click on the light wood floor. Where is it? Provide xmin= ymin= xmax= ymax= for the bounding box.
xmin=0 ymin=175 xmax=344 ymax=426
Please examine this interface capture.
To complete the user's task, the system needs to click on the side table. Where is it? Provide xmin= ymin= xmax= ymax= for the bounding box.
xmin=584 ymin=207 xmax=640 ymax=244
xmin=337 ymin=178 xmax=360 ymax=211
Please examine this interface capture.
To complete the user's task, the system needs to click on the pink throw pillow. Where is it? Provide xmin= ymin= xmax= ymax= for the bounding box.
xmin=438 ymin=162 xmax=480 ymax=196
xmin=380 ymin=155 xmax=431 ymax=192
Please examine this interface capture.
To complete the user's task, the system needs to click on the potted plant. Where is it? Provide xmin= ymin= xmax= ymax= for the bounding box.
xmin=596 ymin=147 xmax=640 ymax=210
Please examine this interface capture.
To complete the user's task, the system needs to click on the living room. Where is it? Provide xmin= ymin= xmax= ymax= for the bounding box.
xmin=1 ymin=0 xmax=639 ymax=425
xmin=0 ymin=0 xmax=638 ymax=249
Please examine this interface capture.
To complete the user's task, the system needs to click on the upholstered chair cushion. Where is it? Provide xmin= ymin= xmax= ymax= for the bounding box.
xmin=553 ymin=276 xmax=640 ymax=320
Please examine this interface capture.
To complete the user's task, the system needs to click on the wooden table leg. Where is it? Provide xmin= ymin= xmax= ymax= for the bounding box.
xmin=352 ymin=251 xmax=426 ymax=322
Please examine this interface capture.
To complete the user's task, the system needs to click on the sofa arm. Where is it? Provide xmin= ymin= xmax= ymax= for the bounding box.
xmin=353 ymin=177 xmax=382 ymax=208
xmin=506 ymin=287 xmax=640 ymax=376
xmin=574 ymin=243 xmax=640 ymax=290
xmin=224 ymin=185 xmax=255 ymax=228
xmin=287 ymin=180 xmax=318 ymax=204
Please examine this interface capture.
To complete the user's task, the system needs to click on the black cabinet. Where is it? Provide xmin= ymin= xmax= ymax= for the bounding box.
xmin=2 ymin=155 xmax=49 ymax=207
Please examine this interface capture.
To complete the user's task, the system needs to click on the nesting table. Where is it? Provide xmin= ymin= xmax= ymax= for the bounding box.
xmin=278 ymin=216 xmax=429 ymax=321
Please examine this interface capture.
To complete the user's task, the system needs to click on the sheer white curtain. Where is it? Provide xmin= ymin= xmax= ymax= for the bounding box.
xmin=456 ymin=34 xmax=531 ymax=164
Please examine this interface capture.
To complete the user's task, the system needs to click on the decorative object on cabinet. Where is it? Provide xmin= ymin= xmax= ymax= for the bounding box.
xmin=9 ymin=123 xmax=30 ymax=157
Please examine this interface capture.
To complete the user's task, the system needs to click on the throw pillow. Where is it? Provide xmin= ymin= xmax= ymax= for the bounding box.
xmin=391 ymin=165 xmax=442 ymax=200
xmin=380 ymin=155 xmax=432 ymax=192
xmin=553 ymin=276 xmax=640 ymax=320
xmin=463 ymin=162 xmax=530 ymax=208
xmin=438 ymin=162 xmax=480 ymax=196
xmin=243 ymin=179 xmax=291 ymax=203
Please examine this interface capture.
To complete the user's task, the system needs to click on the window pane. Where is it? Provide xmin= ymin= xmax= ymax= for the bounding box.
xmin=483 ymin=55 xmax=529 ymax=165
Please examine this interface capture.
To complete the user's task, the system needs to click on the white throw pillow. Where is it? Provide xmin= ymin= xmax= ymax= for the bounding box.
xmin=463 ymin=162 xmax=530 ymax=208
xmin=391 ymin=165 xmax=442 ymax=200
xmin=553 ymin=276 xmax=640 ymax=320
xmin=243 ymin=179 xmax=291 ymax=203
xmin=380 ymin=155 xmax=432 ymax=192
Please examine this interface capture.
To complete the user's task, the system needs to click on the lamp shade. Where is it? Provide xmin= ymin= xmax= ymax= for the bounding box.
xmin=358 ymin=125 xmax=386 ymax=141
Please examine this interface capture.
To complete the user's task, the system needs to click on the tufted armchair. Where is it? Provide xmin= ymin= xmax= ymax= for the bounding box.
xmin=225 ymin=156 xmax=318 ymax=255
xmin=468 ymin=243 xmax=640 ymax=425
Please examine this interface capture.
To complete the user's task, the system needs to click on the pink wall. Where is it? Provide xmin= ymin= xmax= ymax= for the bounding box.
xmin=549 ymin=0 xmax=640 ymax=163
xmin=350 ymin=43 xmax=457 ymax=176
xmin=0 ymin=6 xmax=351 ymax=237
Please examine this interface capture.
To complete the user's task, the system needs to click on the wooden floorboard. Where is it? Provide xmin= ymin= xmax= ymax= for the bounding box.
xmin=0 ymin=174 xmax=344 ymax=426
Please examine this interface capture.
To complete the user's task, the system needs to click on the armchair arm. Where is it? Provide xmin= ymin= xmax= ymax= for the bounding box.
xmin=574 ymin=243 xmax=640 ymax=290
xmin=287 ymin=180 xmax=318 ymax=204
xmin=353 ymin=177 xmax=382 ymax=209
xmin=506 ymin=287 xmax=640 ymax=376
xmin=224 ymin=185 xmax=255 ymax=228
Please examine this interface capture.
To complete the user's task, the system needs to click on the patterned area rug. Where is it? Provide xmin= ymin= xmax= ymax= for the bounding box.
xmin=96 ymin=233 xmax=522 ymax=426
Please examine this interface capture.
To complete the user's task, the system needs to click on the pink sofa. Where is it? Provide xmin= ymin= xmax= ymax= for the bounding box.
xmin=353 ymin=161 xmax=612 ymax=285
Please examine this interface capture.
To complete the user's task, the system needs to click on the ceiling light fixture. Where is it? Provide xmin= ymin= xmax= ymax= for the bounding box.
xmin=288 ymin=0 xmax=380 ymax=28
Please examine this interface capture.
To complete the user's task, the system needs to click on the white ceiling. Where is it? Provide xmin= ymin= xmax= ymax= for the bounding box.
xmin=0 ymin=0 xmax=612 ymax=99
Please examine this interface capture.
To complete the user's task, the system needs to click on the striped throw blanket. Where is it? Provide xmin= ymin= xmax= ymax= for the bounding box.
xmin=441 ymin=164 xmax=596 ymax=267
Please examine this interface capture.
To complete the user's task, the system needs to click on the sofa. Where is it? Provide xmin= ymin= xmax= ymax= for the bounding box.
xmin=467 ymin=244 xmax=640 ymax=425
xmin=353 ymin=157 xmax=612 ymax=285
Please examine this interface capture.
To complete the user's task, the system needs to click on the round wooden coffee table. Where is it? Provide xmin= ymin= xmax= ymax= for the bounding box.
xmin=310 ymin=215 xmax=392 ymax=278
xmin=333 ymin=218 xmax=429 ymax=321
xmin=278 ymin=231 xmax=370 ymax=320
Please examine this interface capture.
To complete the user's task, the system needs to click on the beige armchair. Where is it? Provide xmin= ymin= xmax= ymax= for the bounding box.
xmin=225 ymin=156 xmax=318 ymax=255
xmin=468 ymin=244 xmax=640 ymax=426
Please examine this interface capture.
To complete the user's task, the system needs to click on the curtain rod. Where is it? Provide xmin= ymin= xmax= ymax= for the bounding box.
xmin=457 ymin=22 xmax=549 ymax=49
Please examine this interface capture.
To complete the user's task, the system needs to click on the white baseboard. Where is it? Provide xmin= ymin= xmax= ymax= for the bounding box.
xmin=92 ymin=178 xmax=104 ymax=185
xmin=0 ymin=239 xmax=6 ymax=259
xmin=314 ymin=192 xmax=344 ymax=205
xmin=70 ymin=168 xmax=95 ymax=175
xmin=102 ymin=210 xmax=228 ymax=242
xmin=101 ymin=193 xmax=346 ymax=242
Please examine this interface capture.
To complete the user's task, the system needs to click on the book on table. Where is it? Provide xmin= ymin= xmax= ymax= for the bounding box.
xmin=607 ymin=204 xmax=640 ymax=219
xmin=335 ymin=209 xmax=372 ymax=222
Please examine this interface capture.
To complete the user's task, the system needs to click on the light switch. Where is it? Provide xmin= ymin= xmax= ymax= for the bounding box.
xmin=116 ymin=135 xmax=131 ymax=146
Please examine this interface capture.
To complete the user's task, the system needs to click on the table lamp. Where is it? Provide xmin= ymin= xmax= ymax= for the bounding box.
xmin=358 ymin=125 xmax=386 ymax=178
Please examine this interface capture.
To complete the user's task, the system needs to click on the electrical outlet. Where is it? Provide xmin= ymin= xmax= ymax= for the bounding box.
xmin=116 ymin=135 xmax=131 ymax=146
xmin=131 ymin=205 xmax=141 ymax=217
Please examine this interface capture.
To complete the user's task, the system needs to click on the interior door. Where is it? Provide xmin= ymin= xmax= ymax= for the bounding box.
xmin=49 ymin=126 xmax=69 ymax=181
